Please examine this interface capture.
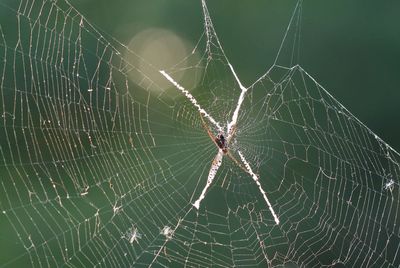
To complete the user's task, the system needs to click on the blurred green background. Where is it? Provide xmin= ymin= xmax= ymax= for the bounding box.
xmin=71 ymin=0 xmax=400 ymax=152
xmin=0 ymin=0 xmax=399 ymax=266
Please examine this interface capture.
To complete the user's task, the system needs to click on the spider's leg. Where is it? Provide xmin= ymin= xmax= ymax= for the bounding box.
xmin=199 ymin=112 xmax=220 ymax=148
xmin=226 ymin=151 xmax=248 ymax=174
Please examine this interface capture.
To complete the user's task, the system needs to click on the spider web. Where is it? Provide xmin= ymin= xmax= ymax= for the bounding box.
xmin=0 ymin=0 xmax=399 ymax=267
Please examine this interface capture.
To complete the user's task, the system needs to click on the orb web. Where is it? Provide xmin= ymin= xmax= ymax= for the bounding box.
xmin=0 ymin=0 xmax=399 ymax=267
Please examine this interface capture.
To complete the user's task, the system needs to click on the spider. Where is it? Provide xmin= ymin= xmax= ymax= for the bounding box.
xmin=199 ymin=113 xmax=247 ymax=172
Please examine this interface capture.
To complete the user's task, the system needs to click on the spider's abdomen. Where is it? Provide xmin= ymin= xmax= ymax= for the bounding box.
xmin=215 ymin=134 xmax=227 ymax=153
